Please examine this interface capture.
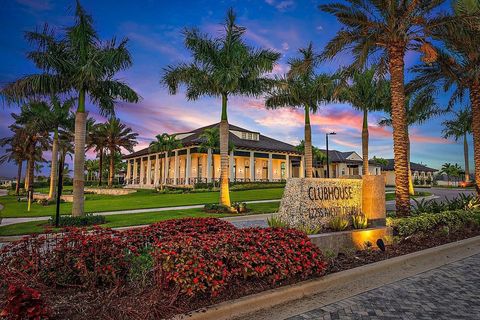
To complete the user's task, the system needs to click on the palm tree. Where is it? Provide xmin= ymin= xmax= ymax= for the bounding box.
xmin=102 ymin=118 xmax=138 ymax=187
xmin=162 ymin=9 xmax=280 ymax=208
xmin=87 ymin=120 xmax=107 ymax=186
xmin=266 ymin=43 xmax=336 ymax=179
xmin=84 ymin=159 xmax=98 ymax=182
xmin=34 ymin=96 xmax=75 ymax=199
xmin=149 ymin=133 xmax=182 ymax=187
xmin=319 ymin=0 xmax=460 ymax=215
xmin=337 ymin=67 xmax=390 ymax=175
xmin=442 ymin=109 xmax=472 ymax=182
xmin=410 ymin=1 xmax=480 ymax=194
xmin=10 ymin=101 xmax=50 ymax=199
xmin=0 ymin=127 xmax=29 ymax=195
xmin=440 ymin=162 xmax=462 ymax=186
xmin=1 ymin=1 xmax=139 ymax=216
xmin=380 ymin=88 xmax=443 ymax=195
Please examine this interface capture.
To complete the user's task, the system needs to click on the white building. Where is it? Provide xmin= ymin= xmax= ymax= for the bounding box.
xmin=123 ymin=123 xmax=382 ymax=188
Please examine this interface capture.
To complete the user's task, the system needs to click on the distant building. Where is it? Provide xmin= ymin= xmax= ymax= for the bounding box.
xmin=123 ymin=123 xmax=383 ymax=188
xmin=379 ymin=159 xmax=437 ymax=186
xmin=0 ymin=177 xmax=14 ymax=187
xmin=312 ymin=150 xmax=382 ymax=178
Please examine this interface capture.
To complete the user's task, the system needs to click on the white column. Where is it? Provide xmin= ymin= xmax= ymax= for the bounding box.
xmin=174 ymin=150 xmax=179 ymax=185
xmin=164 ymin=152 xmax=169 ymax=184
xmin=154 ymin=154 xmax=159 ymax=186
xmin=268 ymin=153 xmax=273 ymax=182
xmin=249 ymin=151 xmax=255 ymax=182
xmin=146 ymin=156 xmax=152 ymax=185
xmin=126 ymin=160 xmax=131 ymax=184
xmin=286 ymin=154 xmax=290 ymax=179
xmin=186 ymin=148 xmax=191 ymax=185
xmin=133 ymin=159 xmax=138 ymax=183
xmin=207 ymin=148 xmax=212 ymax=183
xmin=229 ymin=150 xmax=234 ymax=182
xmin=300 ymin=156 xmax=305 ymax=178
xmin=140 ymin=157 xmax=145 ymax=185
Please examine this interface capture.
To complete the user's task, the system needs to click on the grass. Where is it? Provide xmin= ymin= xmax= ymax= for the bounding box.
xmin=0 ymin=201 xmax=280 ymax=237
xmin=0 ymin=188 xmax=284 ymax=218
xmin=385 ymin=191 xmax=432 ymax=202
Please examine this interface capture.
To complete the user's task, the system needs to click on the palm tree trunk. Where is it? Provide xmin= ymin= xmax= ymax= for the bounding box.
xmin=15 ymin=161 xmax=22 ymax=196
xmin=219 ymin=93 xmax=231 ymax=207
xmin=108 ymin=148 xmax=115 ymax=187
xmin=470 ymin=81 xmax=480 ymax=194
xmin=24 ymin=159 xmax=30 ymax=191
xmin=72 ymin=90 xmax=86 ymax=217
xmin=48 ymin=129 xmax=59 ymax=199
xmin=407 ymin=134 xmax=414 ymax=195
xmin=464 ymin=133 xmax=470 ymax=182
xmin=98 ymin=150 xmax=104 ymax=186
xmin=362 ymin=109 xmax=369 ymax=175
xmin=27 ymin=156 xmax=35 ymax=200
xmin=163 ymin=151 xmax=169 ymax=189
xmin=304 ymin=106 xmax=313 ymax=179
xmin=388 ymin=46 xmax=410 ymax=216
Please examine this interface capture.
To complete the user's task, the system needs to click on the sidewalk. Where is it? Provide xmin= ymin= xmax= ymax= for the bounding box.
xmin=0 ymin=199 xmax=280 ymax=227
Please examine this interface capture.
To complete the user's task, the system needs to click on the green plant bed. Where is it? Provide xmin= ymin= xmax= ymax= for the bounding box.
xmin=0 ymin=188 xmax=284 ymax=218
xmin=0 ymin=201 xmax=280 ymax=236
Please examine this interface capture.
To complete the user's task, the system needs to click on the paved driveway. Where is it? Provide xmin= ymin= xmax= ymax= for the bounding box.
xmin=386 ymin=187 xmax=476 ymax=211
xmin=287 ymin=253 xmax=480 ymax=320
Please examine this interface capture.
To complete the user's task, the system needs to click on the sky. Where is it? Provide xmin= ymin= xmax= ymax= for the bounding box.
xmin=0 ymin=0 xmax=473 ymax=178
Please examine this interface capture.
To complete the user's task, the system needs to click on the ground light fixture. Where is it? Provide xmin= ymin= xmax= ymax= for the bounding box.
xmin=325 ymin=132 xmax=337 ymax=178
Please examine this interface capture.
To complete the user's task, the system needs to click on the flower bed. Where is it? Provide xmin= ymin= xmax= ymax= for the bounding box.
xmin=0 ymin=218 xmax=326 ymax=319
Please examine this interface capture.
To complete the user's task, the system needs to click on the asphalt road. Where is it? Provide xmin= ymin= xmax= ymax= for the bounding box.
xmin=386 ymin=187 xmax=476 ymax=211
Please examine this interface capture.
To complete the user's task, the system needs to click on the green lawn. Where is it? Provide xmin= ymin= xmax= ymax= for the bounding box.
xmin=0 ymin=188 xmax=284 ymax=218
xmin=0 ymin=201 xmax=280 ymax=236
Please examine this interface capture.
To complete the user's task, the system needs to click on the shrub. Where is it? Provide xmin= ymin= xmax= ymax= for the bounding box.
xmin=47 ymin=214 xmax=106 ymax=227
xmin=267 ymin=215 xmax=289 ymax=228
xmin=203 ymin=203 xmax=237 ymax=213
xmin=352 ymin=214 xmax=368 ymax=229
xmin=412 ymin=195 xmax=480 ymax=215
xmin=152 ymin=228 xmax=326 ymax=296
xmin=388 ymin=209 xmax=480 ymax=237
xmin=329 ymin=216 xmax=349 ymax=231
xmin=0 ymin=284 xmax=50 ymax=320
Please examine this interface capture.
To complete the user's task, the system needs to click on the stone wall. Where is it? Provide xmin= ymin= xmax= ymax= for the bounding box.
xmin=33 ymin=193 xmax=74 ymax=202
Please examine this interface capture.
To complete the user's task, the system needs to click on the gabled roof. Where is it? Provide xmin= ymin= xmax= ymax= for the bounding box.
xmin=124 ymin=123 xmax=301 ymax=159
xmin=379 ymin=159 xmax=438 ymax=172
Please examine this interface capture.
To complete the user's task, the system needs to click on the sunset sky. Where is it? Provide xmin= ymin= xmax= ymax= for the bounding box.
xmin=0 ymin=0 xmax=472 ymax=177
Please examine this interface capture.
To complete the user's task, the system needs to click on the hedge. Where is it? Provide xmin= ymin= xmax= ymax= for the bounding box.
xmin=387 ymin=209 xmax=480 ymax=237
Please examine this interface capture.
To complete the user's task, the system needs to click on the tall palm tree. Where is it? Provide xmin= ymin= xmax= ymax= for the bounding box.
xmin=0 ymin=127 xmax=29 ymax=195
xmin=86 ymin=120 xmax=107 ymax=186
xmin=162 ymin=9 xmax=280 ymax=208
xmin=410 ymin=1 xmax=480 ymax=194
xmin=102 ymin=118 xmax=138 ymax=187
xmin=442 ymin=109 xmax=472 ymax=182
xmin=320 ymin=0 xmax=459 ymax=215
xmin=33 ymin=96 xmax=75 ymax=199
xmin=84 ymin=159 xmax=98 ymax=182
xmin=10 ymin=101 xmax=50 ymax=199
xmin=380 ymin=88 xmax=442 ymax=194
xmin=266 ymin=43 xmax=336 ymax=178
xmin=149 ymin=133 xmax=182 ymax=187
xmin=1 ymin=1 xmax=139 ymax=216
xmin=337 ymin=67 xmax=390 ymax=175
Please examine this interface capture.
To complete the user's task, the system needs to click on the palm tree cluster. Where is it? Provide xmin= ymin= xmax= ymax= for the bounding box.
xmin=1 ymin=1 xmax=479 ymax=217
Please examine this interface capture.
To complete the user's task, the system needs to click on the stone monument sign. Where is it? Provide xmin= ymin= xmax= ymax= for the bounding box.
xmin=276 ymin=178 xmax=363 ymax=229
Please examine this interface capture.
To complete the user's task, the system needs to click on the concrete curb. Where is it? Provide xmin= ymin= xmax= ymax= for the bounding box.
xmin=174 ymin=235 xmax=480 ymax=320
xmin=0 ymin=213 xmax=274 ymax=243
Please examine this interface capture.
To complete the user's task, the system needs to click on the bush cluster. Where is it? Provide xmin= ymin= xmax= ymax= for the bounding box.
xmin=153 ymin=227 xmax=326 ymax=296
xmin=411 ymin=194 xmax=480 ymax=215
xmin=388 ymin=209 xmax=480 ymax=237
xmin=47 ymin=214 xmax=106 ymax=227
xmin=0 ymin=218 xmax=326 ymax=318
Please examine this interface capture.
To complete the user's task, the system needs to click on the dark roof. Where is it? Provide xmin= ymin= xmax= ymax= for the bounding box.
xmin=379 ymin=159 xmax=438 ymax=172
xmin=124 ymin=123 xmax=301 ymax=159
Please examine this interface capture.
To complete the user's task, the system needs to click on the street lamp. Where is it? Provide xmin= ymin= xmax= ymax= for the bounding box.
xmin=326 ymin=132 xmax=336 ymax=178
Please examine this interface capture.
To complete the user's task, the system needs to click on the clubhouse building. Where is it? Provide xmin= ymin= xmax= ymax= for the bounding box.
xmin=379 ymin=159 xmax=438 ymax=186
xmin=123 ymin=123 xmax=383 ymax=188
